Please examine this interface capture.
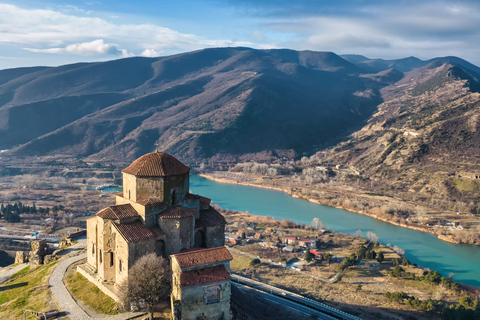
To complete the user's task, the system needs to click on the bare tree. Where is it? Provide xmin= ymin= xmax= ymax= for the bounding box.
xmin=120 ymin=253 xmax=171 ymax=319
xmin=311 ymin=218 xmax=325 ymax=230
xmin=366 ymin=231 xmax=379 ymax=243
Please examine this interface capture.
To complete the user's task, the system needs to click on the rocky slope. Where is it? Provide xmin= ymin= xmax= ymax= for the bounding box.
xmin=322 ymin=60 xmax=480 ymax=204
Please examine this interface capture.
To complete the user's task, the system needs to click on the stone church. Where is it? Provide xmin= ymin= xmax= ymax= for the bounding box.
xmin=79 ymin=152 xmax=232 ymax=320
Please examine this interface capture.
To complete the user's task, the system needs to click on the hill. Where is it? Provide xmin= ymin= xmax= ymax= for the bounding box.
xmin=0 ymin=48 xmax=382 ymax=163
xmin=1 ymin=47 xmax=479 ymax=172
xmin=321 ymin=60 xmax=480 ymax=205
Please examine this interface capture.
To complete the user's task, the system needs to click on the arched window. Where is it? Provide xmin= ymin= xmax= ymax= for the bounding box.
xmin=172 ymin=190 xmax=176 ymax=205
xmin=99 ymin=249 xmax=102 ymax=263
xmin=128 ymin=190 xmax=131 ymax=199
xmin=92 ymin=243 xmax=95 ymax=255
xmin=119 ymin=259 xmax=122 ymax=272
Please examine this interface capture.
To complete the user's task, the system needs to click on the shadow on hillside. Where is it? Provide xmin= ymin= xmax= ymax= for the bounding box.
xmin=0 ymin=281 xmax=27 ymax=292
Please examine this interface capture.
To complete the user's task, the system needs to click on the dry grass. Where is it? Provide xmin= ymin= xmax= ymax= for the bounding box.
xmin=230 ymin=251 xmax=253 ymax=271
xmin=0 ymin=261 xmax=59 ymax=320
xmin=64 ymin=261 xmax=118 ymax=315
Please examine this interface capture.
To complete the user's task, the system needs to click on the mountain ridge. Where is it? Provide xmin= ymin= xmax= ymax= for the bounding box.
xmin=0 ymin=47 xmax=478 ymax=166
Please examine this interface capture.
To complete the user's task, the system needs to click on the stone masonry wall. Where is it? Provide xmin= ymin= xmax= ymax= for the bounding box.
xmin=205 ymin=225 xmax=226 ymax=248
xmin=136 ymin=176 xmax=165 ymax=202
xmin=86 ymin=217 xmax=98 ymax=271
xmin=122 ymin=173 xmax=137 ymax=201
xmin=159 ymin=216 xmax=194 ymax=256
xmin=163 ymin=175 xmax=188 ymax=206
xmin=180 ymin=282 xmax=231 ymax=320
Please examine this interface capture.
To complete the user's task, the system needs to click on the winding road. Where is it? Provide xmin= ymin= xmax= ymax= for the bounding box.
xmin=48 ymin=241 xmax=144 ymax=320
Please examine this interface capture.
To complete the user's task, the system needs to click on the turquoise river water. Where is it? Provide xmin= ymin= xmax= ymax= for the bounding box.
xmin=189 ymin=175 xmax=480 ymax=287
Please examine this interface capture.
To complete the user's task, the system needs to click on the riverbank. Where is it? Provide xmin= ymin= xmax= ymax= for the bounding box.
xmin=199 ymin=173 xmax=462 ymax=245
xmin=217 ymin=202 xmax=479 ymax=319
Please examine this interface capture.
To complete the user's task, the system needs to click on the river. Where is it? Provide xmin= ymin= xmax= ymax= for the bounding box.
xmin=189 ymin=175 xmax=480 ymax=287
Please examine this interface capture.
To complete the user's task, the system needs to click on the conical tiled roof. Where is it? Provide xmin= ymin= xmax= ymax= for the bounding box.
xmin=122 ymin=152 xmax=190 ymax=177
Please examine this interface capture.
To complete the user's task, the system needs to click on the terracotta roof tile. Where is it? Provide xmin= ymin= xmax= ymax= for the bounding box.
xmin=96 ymin=204 xmax=139 ymax=220
xmin=172 ymin=247 xmax=232 ymax=269
xmin=137 ymin=197 xmax=165 ymax=206
xmin=180 ymin=264 xmax=230 ymax=287
xmin=113 ymin=221 xmax=164 ymax=243
xmin=195 ymin=206 xmax=226 ymax=228
xmin=122 ymin=152 xmax=190 ymax=177
xmin=159 ymin=206 xmax=196 ymax=219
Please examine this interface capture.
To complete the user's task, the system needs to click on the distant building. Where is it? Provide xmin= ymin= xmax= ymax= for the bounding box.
xmin=284 ymin=236 xmax=296 ymax=245
xmin=298 ymin=239 xmax=315 ymax=248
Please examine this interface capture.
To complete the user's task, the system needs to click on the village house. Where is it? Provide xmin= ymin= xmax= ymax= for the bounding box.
xmin=298 ymin=238 xmax=315 ymax=248
xmin=284 ymin=236 xmax=296 ymax=245
xmin=309 ymin=250 xmax=323 ymax=260
xmin=78 ymin=152 xmax=231 ymax=319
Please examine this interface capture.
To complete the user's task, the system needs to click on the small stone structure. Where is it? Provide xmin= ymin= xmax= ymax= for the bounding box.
xmin=59 ymin=237 xmax=71 ymax=248
xmin=14 ymin=251 xmax=28 ymax=264
xmin=29 ymin=239 xmax=48 ymax=269
xmin=171 ymin=247 xmax=233 ymax=320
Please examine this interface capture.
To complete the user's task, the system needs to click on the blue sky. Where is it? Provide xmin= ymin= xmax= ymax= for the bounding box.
xmin=1 ymin=0 xmax=480 ymax=69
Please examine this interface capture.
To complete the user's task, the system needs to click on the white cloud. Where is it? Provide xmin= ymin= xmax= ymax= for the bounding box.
xmin=0 ymin=3 xmax=257 ymax=58
xmin=259 ymin=1 xmax=480 ymax=64
xmin=141 ymin=49 xmax=161 ymax=57
xmin=26 ymin=39 xmax=121 ymax=56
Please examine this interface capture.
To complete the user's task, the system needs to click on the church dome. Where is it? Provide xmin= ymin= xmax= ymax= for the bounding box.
xmin=122 ymin=152 xmax=190 ymax=177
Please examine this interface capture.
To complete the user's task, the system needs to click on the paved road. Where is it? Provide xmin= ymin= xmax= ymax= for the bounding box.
xmin=0 ymin=234 xmax=60 ymax=243
xmin=0 ymin=262 xmax=28 ymax=284
xmin=49 ymin=242 xmax=144 ymax=320
xmin=232 ymin=274 xmax=363 ymax=320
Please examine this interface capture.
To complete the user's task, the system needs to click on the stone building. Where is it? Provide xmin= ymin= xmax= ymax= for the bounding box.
xmin=79 ymin=152 xmax=229 ymax=314
xmin=171 ymin=247 xmax=233 ymax=320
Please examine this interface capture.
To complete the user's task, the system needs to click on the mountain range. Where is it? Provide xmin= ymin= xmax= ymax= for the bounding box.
xmin=0 ymin=47 xmax=479 ymax=167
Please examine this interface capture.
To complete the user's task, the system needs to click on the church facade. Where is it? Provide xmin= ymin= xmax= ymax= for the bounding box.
xmin=79 ymin=152 xmax=232 ymax=320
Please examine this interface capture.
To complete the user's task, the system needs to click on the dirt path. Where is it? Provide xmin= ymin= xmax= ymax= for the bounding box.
xmin=0 ymin=262 xmax=28 ymax=283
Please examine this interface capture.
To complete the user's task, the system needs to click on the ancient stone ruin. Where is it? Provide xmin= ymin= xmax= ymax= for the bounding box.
xmin=29 ymin=239 xmax=48 ymax=269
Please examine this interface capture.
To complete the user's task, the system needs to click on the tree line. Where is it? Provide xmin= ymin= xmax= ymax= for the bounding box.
xmin=0 ymin=201 xmax=51 ymax=223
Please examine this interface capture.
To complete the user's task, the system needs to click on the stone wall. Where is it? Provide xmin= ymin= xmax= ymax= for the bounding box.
xmin=77 ymin=264 xmax=121 ymax=302
xmin=179 ymin=281 xmax=231 ymax=320
xmin=205 ymin=225 xmax=225 ymax=248
xmin=135 ymin=176 xmax=165 ymax=202
xmin=115 ymin=231 xmax=129 ymax=286
xmin=86 ymin=217 xmax=99 ymax=272
xmin=123 ymin=173 xmax=137 ymax=201
xmin=159 ymin=216 xmax=194 ymax=256
xmin=102 ymin=221 xmax=117 ymax=283
xmin=127 ymin=239 xmax=156 ymax=269
xmin=163 ymin=175 xmax=189 ymax=206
